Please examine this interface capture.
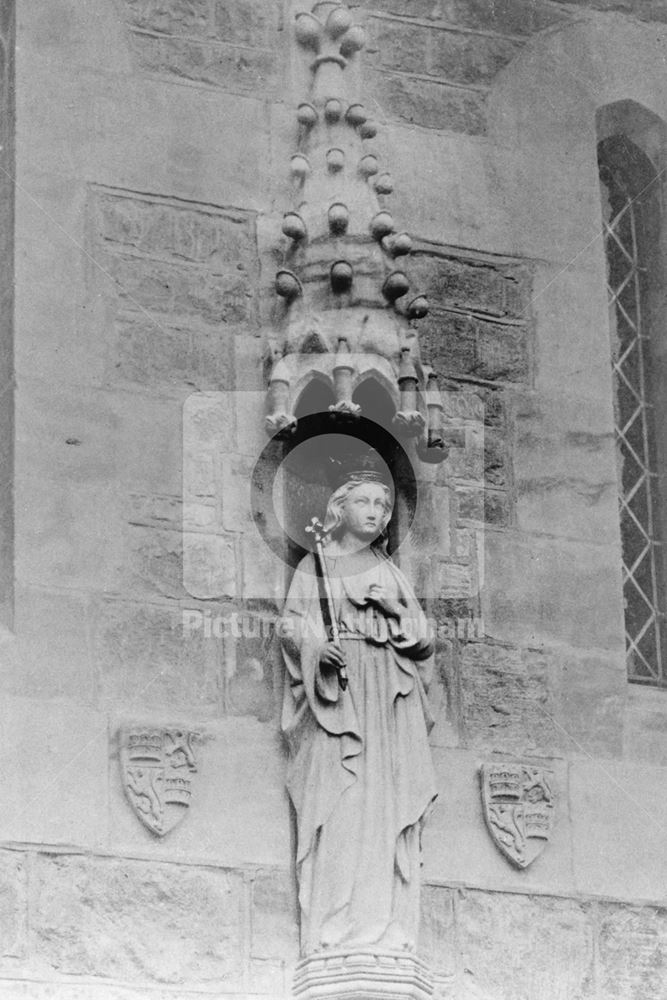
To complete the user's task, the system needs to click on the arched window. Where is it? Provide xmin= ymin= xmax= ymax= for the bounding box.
xmin=597 ymin=101 xmax=667 ymax=684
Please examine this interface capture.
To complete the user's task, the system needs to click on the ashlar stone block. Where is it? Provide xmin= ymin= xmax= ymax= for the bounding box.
xmin=456 ymin=889 xmax=595 ymax=1000
xmin=94 ymin=597 xmax=221 ymax=712
xmin=32 ymin=854 xmax=245 ymax=987
xmin=598 ymin=903 xmax=667 ymax=1000
xmin=460 ymin=642 xmax=561 ymax=756
xmin=0 ymin=852 xmax=26 ymax=960
xmin=366 ymin=69 xmax=487 ymax=135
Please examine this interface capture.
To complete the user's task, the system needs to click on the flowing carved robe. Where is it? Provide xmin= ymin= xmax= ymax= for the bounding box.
xmin=280 ymin=546 xmax=437 ymax=955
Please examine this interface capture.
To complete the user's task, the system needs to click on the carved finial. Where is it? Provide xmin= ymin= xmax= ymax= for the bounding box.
xmin=295 ymin=3 xmax=366 ymax=65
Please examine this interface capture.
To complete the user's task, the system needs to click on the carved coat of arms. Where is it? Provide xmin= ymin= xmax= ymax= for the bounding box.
xmin=120 ymin=727 xmax=200 ymax=836
xmin=480 ymin=762 xmax=555 ymax=868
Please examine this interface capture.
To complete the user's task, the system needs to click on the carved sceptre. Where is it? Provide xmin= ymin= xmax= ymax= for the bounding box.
xmin=305 ymin=517 xmax=348 ymax=691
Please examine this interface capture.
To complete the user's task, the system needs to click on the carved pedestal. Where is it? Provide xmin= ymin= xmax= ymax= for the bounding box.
xmin=293 ymin=950 xmax=434 ymax=1000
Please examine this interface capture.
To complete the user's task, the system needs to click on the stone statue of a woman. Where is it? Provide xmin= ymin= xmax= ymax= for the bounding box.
xmin=280 ymin=460 xmax=437 ymax=957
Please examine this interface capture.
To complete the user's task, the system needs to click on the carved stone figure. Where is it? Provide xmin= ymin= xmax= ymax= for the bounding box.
xmin=279 ymin=460 xmax=437 ymax=959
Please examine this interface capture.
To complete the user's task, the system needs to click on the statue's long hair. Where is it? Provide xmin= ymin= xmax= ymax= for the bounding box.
xmin=322 ymin=479 xmax=393 ymax=550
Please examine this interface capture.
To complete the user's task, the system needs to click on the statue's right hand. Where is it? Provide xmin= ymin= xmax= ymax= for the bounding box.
xmin=319 ymin=642 xmax=345 ymax=671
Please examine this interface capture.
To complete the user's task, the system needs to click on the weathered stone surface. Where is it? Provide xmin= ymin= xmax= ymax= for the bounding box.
xmin=9 ymin=586 xmax=94 ymax=702
xmin=422 ymin=312 xmax=529 ymax=385
xmin=251 ymin=868 xmax=299 ymax=964
xmin=91 ymin=190 xmax=258 ymax=391
xmin=570 ymin=759 xmax=667 ymax=903
xmin=484 ymin=488 xmax=511 ymax=526
xmin=351 ymin=0 xmax=445 ymax=18
xmin=366 ymin=69 xmax=487 ymax=134
xmin=93 ymin=597 xmax=221 ymax=711
xmin=121 ymin=0 xmax=210 ymax=37
xmin=456 ymin=890 xmax=595 ymax=999
xmin=129 ymin=31 xmax=277 ymax=96
xmin=33 ymin=854 xmax=245 ymax=986
xmin=483 ymin=429 xmax=509 ymax=487
xmin=0 ymin=697 xmax=108 ymax=847
xmin=481 ymin=531 xmax=625 ymax=651
xmin=624 ymin=686 xmax=667 ymax=767
xmin=96 ymin=190 xmax=257 ymax=272
xmin=183 ymin=530 xmax=237 ymax=599
xmin=213 ymin=0 xmax=283 ymax=46
xmin=225 ymin=614 xmax=276 ymax=721
xmin=429 ymin=27 xmax=520 ymax=86
xmin=419 ymin=885 xmax=456 ymax=977
xmin=598 ymin=903 xmax=667 ymax=999
xmin=113 ymin=319 xmax=232 ymax=390
xmin=0 ymin=853 xmax=26 ymax=959
xmin=0 ymin=984 xmax=244 ymax=1000
xmin=561 ymin=652 xmax=625 ymax=758
xmin=411 ymin=251 xmax=532 ymax=320
xmin=514 ymin=391 xmax=620 ymax=545
xmin=104 ymin=254 xmax=252 ymax=326
xmin=440 ymin=0 xmax=568 ymax=34
xmin=460 ymin=642 xmax=561 ymax=755
xmin=120 ymin=0 xmax=283 ymax=46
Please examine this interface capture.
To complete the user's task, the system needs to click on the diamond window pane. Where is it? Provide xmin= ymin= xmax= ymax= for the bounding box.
xmin=601 ymin=169 xmax=665 ymax=684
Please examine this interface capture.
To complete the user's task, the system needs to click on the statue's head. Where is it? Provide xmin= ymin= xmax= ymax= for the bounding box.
xmin=323 ymin=475 xmax=393 ymax=547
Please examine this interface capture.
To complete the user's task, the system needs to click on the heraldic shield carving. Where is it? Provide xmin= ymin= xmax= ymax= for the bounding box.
xmin=480 ymin=762 xmax=555 ymax=869
xmin=120 ymin=728 xmax=200 ymax=836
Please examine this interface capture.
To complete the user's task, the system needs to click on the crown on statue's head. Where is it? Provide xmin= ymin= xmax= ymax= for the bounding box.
xmin=327 ymin=446 xmax=392 ymax=490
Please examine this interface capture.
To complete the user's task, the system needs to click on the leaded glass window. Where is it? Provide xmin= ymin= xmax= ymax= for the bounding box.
xmin=598 ymin=128 xmax=667 ymax=684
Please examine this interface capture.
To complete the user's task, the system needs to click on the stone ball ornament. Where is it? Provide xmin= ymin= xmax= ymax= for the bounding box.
xmin=297 ymin=102 xmax=318 ymax=128
xmin=359 ymin=154 xmax=379 ymax=178
xmin=275 ymin=268 xmax=303 ymax=300
xmin=339 ymin=24 xmax=366 ymax=56
xmin=407 ymin=295 xmax=429 ymax=319
xmin=345 ymin=103 xmax=367 ymax=127
xmin=383 ymin=231 xmax=413 ymax=256
xmin=326 ymin=147 xmax=345 ymax=172
xmin=359 ymin=120 xmax=378 ymax=139
xmin=282 ymin=212 xmax=308 ymax=241
xmin=325 ymin=5 xmax=353 ymax=38
xmin=382 ymin=270 xmax=410 ymax=302
xmin=328 ymin=202 xmax=350 ymax=235
xmin=330 ymin=259 xmax=354 ymax=292
xmin=295 ymin=11 xmax=322 ymax=50
xmin=370 ymin=210 xmax=395 ymax=240
xmin=324 ymin=98 xmax=343 ymax=123
xmin=375 ymin=173 xmax=394 ymax=195
xmin=290 ymin=154 xmax=311 ymax=182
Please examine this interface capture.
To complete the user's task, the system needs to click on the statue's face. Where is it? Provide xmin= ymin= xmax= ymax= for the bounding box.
xmin=341 ymin=483 xmax=390 ymax=542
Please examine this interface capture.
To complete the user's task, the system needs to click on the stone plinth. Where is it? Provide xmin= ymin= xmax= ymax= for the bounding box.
xmin=293 ymin=950 xmax=434 ymax=1000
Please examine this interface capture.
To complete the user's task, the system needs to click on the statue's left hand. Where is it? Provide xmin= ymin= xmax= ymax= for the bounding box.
xmin=365 ymin=584 xmax=402 ymax=620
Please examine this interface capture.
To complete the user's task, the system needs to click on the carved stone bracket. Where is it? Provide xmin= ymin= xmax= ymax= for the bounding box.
xmin=293 ymin=950 xmax=434 ymax=1000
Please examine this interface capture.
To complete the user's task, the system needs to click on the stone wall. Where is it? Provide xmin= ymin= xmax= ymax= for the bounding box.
xmin=4 ymin=0 xmax=667 ymax=997
xmin=0 ymin=0 xmax=14 ymax=637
